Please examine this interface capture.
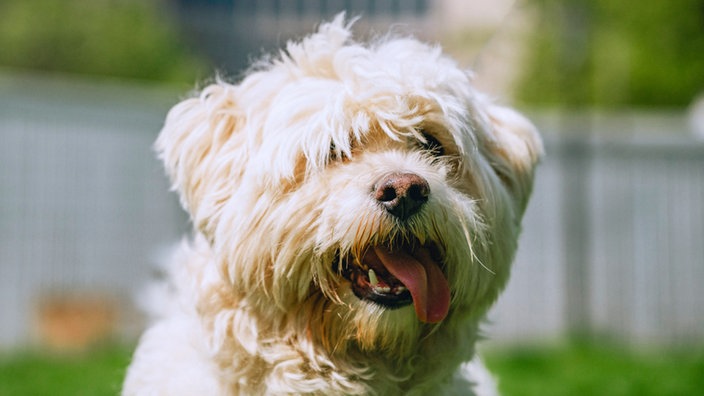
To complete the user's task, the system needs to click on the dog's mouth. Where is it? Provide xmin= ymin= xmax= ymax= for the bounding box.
xmin=338 ymin=239 xmax=451 ymax=323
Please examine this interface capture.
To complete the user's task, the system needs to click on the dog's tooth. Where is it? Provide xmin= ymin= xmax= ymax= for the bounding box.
xmin=395 ymin=286 xmax=407 ymax=295
xmin=368 ymin=269 xmax=379 ymax=286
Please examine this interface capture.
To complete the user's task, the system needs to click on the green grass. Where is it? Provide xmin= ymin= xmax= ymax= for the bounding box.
xmin=0 ymin=343 xmax=133 ymax=396
xmin=485 ymin=342 xmax=704 ymax=396
xmin=1 ymin=342 xmax=702 ymax=395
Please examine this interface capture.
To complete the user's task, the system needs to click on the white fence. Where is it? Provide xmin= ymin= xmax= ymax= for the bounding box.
xmin=1 ymin=75 xmax=703 ymax=348
xmin=0 ymin=74 xmax=188 ymax=347
xmin=489 ymin=112 xmax=704 ymax=346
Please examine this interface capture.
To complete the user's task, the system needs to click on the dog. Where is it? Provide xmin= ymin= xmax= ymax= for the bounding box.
xmin=123 ymin=15 xmax=542 ymax=395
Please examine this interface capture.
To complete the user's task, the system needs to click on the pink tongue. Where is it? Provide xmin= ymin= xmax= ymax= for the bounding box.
xmin=374 ymin=246 xmax=450 ymax=323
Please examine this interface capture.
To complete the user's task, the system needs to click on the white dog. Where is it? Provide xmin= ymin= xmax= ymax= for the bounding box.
xmin=123 ymin=15 xmax=542 ymax=395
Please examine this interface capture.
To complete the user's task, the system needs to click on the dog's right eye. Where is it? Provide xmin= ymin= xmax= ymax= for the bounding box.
xmin=330 ymin=141 xmax=340 ymax=160
xmin=329 ymin=141 xmax=349 ymax=161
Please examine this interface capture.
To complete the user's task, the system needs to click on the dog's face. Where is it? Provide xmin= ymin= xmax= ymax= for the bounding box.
xmin=157 ymin=18 xmax=541 ymax=358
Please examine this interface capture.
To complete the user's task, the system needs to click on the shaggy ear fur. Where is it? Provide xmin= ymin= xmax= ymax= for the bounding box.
xmin=156 ymin=83 xmax=244 ymax=239
xmin=481 ymin=102 xmax=543 ymax=213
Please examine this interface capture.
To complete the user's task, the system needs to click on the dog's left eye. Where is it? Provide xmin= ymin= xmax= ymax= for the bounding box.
xmin=418 ymin=132 xmax=445 ymax=157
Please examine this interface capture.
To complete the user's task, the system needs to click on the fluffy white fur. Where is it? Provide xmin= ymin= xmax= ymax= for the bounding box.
xmin=123 ymin=15 xmax=542 ymax=395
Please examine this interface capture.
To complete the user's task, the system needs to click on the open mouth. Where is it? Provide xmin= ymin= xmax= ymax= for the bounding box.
xmin=338 ymin=239 xmax=451 ymax=323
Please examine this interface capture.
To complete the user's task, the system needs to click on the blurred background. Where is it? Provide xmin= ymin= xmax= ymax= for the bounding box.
xmin=1 ymin=0 xmax=703 ymax=394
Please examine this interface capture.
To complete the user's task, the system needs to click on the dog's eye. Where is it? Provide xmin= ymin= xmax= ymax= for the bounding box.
xmin=329 ymin=141 xmax=347 ymax=161
xmin=418 ymin=132 xmax=444 ymax=157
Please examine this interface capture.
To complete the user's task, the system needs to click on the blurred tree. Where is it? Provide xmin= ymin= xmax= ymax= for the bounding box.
xmin=0 ymin=0 xmax=206 ymax=83
xmin=517 ymin=0 xmax=704 ymax=108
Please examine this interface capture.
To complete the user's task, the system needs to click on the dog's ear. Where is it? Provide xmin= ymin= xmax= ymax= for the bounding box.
xmin=156 ymin=82 xmax=243 ymax=238
xmin=481 ymin=103 xmax=543 ymax=212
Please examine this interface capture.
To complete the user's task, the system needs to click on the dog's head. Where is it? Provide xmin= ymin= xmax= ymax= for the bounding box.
xmin=157 ymin=16 xmax=541 ymax=358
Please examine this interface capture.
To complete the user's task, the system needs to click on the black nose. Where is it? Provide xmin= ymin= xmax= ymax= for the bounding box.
xmin=373 ymin=173 xmax=430 ymax=220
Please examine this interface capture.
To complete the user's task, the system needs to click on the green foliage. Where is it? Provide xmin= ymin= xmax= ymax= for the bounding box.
xmin=0 ymin=344 xmax=133 ymax=396
xmin=0 ymin=0 xmax=206 ymax=83
xmin=485 ymin=342 xmax=704 ymax=396
xmin=1 ymin=342 xmax=702 ymax=395
xmin=517 ymin=0 xmax=704 ymax=108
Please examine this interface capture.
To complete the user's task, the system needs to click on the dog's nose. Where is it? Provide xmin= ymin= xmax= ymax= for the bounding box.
xmin=374 ymin=173 xmax=430 ymax=220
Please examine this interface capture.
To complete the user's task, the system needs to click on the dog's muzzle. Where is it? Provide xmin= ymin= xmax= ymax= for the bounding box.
xmin=335 ymin=173 xmax=451 ymax=323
